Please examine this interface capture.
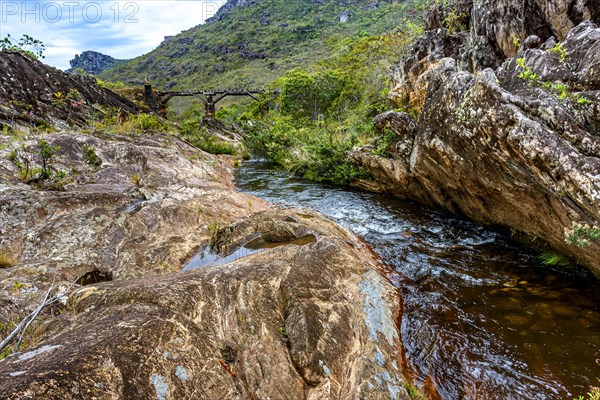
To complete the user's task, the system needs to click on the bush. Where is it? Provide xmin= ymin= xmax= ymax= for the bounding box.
xmin=178 ymin=121 xmax=237 ymax=155
xmin=82 ymin=145 xmax=102 ymax=168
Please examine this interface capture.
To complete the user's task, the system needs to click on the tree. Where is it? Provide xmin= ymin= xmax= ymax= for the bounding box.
xmin=0 ymin=34 xmax=45 ymax=59
xmin=280 ymin=68 xmax=347 ymax=120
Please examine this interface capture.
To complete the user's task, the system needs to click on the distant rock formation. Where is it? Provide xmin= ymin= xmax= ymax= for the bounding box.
xmin=67 ymin=50 xmax=127 ymax=75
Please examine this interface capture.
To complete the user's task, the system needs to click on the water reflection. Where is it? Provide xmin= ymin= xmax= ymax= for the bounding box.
xmin=235 ymin=161 xmax=600 ymax=399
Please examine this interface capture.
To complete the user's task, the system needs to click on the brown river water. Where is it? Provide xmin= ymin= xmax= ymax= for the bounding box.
xmin=234 ymin=161 xmax=600 ymax=400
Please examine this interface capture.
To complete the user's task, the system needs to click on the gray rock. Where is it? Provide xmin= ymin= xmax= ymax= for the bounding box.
xmin=67 ymin=50 xmax=127 ymax=75
xmin=523 ymin=35 xmax=542 ymax=49
xmin=338 ymin=9 xmax=351 ymax=23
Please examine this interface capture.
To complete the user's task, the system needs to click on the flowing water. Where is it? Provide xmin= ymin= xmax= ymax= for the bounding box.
xmin=235 ymin=161 xmax=600 ymax=400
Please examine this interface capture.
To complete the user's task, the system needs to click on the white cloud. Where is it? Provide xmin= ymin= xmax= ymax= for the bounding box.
xmin=0 ymin=0 xmax=226 ymax=69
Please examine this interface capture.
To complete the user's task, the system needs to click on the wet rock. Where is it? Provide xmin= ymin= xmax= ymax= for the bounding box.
xmin=0 ymin=209 xmax=410 ymax=399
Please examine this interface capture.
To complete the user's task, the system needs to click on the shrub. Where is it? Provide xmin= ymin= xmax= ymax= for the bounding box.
xmin=0 ymin=34 xmax=45 ymax=59
xmin=179 ymin=122 xmax=237 ymax=155
xmin=0 ymin=250 xmax=14 ymax=269
xmin=82 ymin=145 xmax=102 ymax=168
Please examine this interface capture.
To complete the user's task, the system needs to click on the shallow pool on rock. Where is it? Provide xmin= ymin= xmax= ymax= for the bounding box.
xmin=235 ymin=161 xmax=600 ymax=400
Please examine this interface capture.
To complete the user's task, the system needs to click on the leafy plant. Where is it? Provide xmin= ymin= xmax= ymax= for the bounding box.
xmin=82 ymin=145 xmax=102 ymax=168
xmin=539 ymin=252 xmax=570 ymax=267
xmin=37 ymin=139 xmax=59 ymax=180
xmin=516 ymin=58 xmax=539 ymax=83
xmin=548 ymin=42 xmax=568 ymax=61
xmin=0 ymin=34 xmax=45 ymax=59
xmin=565 ymin=223 xmax=600 ymax=247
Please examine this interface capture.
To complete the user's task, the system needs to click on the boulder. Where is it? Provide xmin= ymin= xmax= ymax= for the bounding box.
xmin=0 ymin=209 xmax=410 ymax=399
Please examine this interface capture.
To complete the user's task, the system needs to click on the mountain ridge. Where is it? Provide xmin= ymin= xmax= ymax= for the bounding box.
xmin=99 ymin=0 xmax=424 ymax=89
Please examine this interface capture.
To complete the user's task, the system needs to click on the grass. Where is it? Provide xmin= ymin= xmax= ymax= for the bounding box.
xmin=539 ymin=252 xmax=571 ymax=267
xmin=404 ymin=382 xmax=428 ymax=400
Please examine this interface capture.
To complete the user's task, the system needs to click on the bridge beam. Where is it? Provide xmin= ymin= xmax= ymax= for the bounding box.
xmin=146 ymin=86 xmax=275 ymax=120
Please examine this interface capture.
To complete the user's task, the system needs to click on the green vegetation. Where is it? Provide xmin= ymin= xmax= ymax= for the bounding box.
xmin=548 ymin=42 xmax=568 ymax=61
xmin=434 ymin=0 xmax=469 ymax=32
xmin=0 ymin=34 xmax=45 ymax=59
xmin=100 ymin=0 xmax=427 ymax=90
xmin=82 ymin=145 xmax=102 ymax=168
xmin=404 ymin=382 xmax=428 ymax=400
xmin=239 ymin=27 xmax=423 ymax=184
xmin=179 ymin=119 xmax=238 ymax=155
xmin=575 ymin=387 xmax=600 ymax=400
xmin=8 ymin=139 xmax=59 ymax=182
xmin=565 ymin=224 xmax=600 ymax=247
xmin=539 ymin=252 xmax=570 ymax=267
xmin=516 ymin=58 xmax=539 ymax=83
xmin=516 ymin=54 xmax=592 ymax=108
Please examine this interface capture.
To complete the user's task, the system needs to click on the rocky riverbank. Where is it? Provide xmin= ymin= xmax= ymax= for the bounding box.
xmin=0 ymin=49 xmax=415 ymax=396
xmin=0 ymin=129 xmax=412 ymax=398
xmin=352 ymin=0 xmax=600 ymax=275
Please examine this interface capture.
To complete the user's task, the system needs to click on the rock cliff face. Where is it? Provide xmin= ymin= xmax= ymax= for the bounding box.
xmin=353 ymin=1 xmax=600 ymax=274
xmin=391 ymin=0 xmax=599 ymax=111
xmin=67 ymin=51 xmax=127 ymax=75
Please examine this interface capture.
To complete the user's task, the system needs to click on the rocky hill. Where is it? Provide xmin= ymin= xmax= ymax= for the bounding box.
xmin=0 ymin=50 xmax=140 ymax=131
xmin=351 ymin=0 xmax=600 ymax=274
xmin=99 ymin=0 xmax=425 ymax=89
xmin=67 ymin=50 xmax=127 ymax=75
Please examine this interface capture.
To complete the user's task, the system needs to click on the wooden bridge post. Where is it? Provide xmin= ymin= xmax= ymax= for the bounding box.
xmin=144 ymin=84 xmax=159 ymax=112
xmin=205 ymin=95 xmax=216 ymax=120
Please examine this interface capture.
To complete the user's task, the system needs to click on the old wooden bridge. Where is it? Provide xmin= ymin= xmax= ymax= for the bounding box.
xmin=144 ymin=85 xmax=273 ymax=119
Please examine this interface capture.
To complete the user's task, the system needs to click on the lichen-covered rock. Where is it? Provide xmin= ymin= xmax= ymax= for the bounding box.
xmin=354 ymin=20 xmax=600 ymax=274
xmin=0 ymin=210 xmax=410 ymax=399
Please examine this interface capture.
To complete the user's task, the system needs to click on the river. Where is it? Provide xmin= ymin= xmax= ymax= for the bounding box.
xmin=235 ymin=161 xmax=600 ymax=399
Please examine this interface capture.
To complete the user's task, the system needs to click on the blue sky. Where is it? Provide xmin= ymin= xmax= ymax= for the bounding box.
xmin=0 ymin=0 xmax=225 ymax=69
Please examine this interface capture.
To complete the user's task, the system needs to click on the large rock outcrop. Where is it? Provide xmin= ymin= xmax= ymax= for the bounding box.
xmin=0 ymin=209 xmax=410 ymax=399
xmin=391 ymin=0 xmax=600 ymax=111
xmin=354 ymin=12 xmax=600 ymax=273
xmin=0 ymin=129 xmax=410 ymax=397
xmin=0 ymin=50 xmax=140 ymax=130
xmin=67 ymin=51 xmax=127 ymax=75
